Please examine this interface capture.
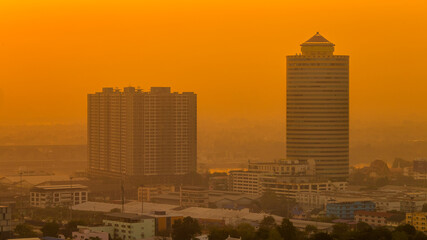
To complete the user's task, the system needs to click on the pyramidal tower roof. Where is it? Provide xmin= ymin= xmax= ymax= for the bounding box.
xmin=301 ymin=32 xmax=335 ymax=46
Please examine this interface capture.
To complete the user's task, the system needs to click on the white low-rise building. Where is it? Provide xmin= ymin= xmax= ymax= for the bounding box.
xmin=228 ymin=159 xmax=347 ymax=198
xmin=30 ymin=184 xmax=88 ymax=208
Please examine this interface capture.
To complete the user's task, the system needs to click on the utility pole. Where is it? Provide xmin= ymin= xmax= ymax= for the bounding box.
xmin=140 ymin=185 xmax=144 ymax=215
xmin=179 ymin=184 xmax=182 ymax=207
xmin=70 ymin=176 xmax=73 ymax=220
xmin=19 ymin=170 xmax=24 ymax=222
xmin=121 ymin=176 xmax=125 ymax=213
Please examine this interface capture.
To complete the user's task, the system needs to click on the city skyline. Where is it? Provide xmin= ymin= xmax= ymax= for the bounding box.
xmin=1 ymin=1 xmax=427 ymax=239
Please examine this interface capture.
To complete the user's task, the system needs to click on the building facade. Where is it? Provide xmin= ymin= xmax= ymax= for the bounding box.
xmin=30 ymin=184 xmax=88 ymax=208
xmin=72 ymin=228 xmax=109 ymax=240
xmin=228 ymin=171 xmax=261 ymax=195
xmin=354 ymin=211 xmax=397 ymax=227
xmin=180 ymin=186 xmax=209 ymax=208
xmin=326 ymin=201 xmax=375 ymax=219
xmin=0 ymin=206 xmax=11 ymax=240
xmin=103 ymin=213 xmax=155 ymax=240
xmin=148 ymin=211 xmax=183 ymax=236
xmin=229 ymin=160 xmax=347 ymax=198
xmin=286 ymin=33 xmax=349 ymax=181
xmin=88 ymin=87 xmax=197 ymax=178
xmin=260 ymin=175 xmax=346 ymax=199
xmin=137 ymin=185 xmax=175 ymax=202
xmin=406 ymin=212 xmax=427 ymax=233
xmin=404 ymin=159 xmax=427 ymax=180
xmin=248 ymin=159 xmax=315 ymax=176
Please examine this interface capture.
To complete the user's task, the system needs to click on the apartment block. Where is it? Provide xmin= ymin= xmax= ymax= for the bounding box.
xmin=406 ymin=212 xmax=427 ymax=233
xmin=88 ymin=87 xmax=197 ymax=179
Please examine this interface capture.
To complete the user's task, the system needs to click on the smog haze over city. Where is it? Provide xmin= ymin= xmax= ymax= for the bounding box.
xmin=0 ymin=1 xmax=427 ymax=240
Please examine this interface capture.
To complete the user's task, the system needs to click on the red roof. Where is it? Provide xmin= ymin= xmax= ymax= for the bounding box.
xmin=354 ymin=211 xmax=394 ymax=218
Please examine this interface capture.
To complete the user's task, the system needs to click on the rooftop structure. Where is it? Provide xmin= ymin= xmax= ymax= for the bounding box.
xmin=104 ymin=212 xmax=154 ymax=222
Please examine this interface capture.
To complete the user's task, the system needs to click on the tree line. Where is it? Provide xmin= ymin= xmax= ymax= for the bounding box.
xmin=172 ymin=216 xmax=427 ymax=240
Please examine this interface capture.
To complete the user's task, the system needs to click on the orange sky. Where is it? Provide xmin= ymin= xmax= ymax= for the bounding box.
xmin=0 ymin=0 xmax=426 ymax=125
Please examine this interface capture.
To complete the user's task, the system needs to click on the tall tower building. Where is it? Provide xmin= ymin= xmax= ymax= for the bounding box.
xmin=286 ymin=33 xmax=349 ymax=180
xmin=87 ymin=87 xmax=197 ymax=180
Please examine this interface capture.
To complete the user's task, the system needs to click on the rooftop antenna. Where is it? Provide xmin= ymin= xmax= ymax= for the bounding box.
xmin=70 ymin=176 xmax=74 ymax=220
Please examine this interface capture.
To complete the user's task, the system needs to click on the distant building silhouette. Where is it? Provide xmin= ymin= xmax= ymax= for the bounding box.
xmin=286 ymin=33 xmax=349 ymax=180
xmin=87 ymin=87 xmax=197 ymax=179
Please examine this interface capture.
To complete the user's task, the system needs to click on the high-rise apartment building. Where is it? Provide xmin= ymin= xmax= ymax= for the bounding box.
xmin=286 ymin=33 xmax=349 ymax=180
xmin=88 ymin=87 xmax=197 ymax=179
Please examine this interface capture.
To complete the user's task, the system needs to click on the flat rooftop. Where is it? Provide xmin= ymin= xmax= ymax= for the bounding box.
xmin=32 ymin=184 xmax=88 ymax=191
xmin=104 ymin=212 xmax=154 ymax=221
xmin=73 ymin=201 xmax=333 ymax=230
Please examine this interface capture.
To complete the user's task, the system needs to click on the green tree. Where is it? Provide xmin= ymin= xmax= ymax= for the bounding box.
xmin=256 ymin=227 xmax=271 ymax=240
xmin=236 ymin=223 xmax=256 ymax=240
xmin=41 ymin=221 xmax=60 ymax=237
xmin=414 ymin=231 xmax=427 ymax=240
xmin=260 ymin=216 xmax=277 ymax=229
xmin=172 ymin=216 xmax=201 ymax=240
xmin=267 ymin=228 xmax=282 ymax=240
xmin=62 ymin=220 xmax=87 ymax=238
xmin=305 ymin=225 xmax=318 ymax=235
xmin=14 ymin=224 xmax=38 ymax=238
xmin=259 ymin=191 xmax=279 ymax=213
xmin=351 ymin=222 xmax=373 ymax=240
xmin=370 ymin=227 xmax=392 ymax=240
xmin=277 ymin=219 xmax=297 ymax=240
xmin=331 ymin=223 xmax=350 ymax=240
xmin=208 ymin=225 xmax=237 ymax=240
xmin=392 ymin=231 xmax=408 ymax=240
xmin=395 ymin=224 xmax=416 ymax=236
xmin=356 ymin=222 xmax=372 ymax=232
xmin=310 ymin=232 xmax=333 ymax=240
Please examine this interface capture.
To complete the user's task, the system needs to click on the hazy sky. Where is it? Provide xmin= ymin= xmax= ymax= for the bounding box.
xmin=0 ymin=0 xmax=426 ymax=125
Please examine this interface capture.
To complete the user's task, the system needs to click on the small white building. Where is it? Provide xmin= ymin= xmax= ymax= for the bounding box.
xmin=228 ymin=159 xmax=347 ymax=198
xmin=103 ymin=213 xmax=155 ymax=240
xmin=30 ymin=184 xmax=88 ymax=208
